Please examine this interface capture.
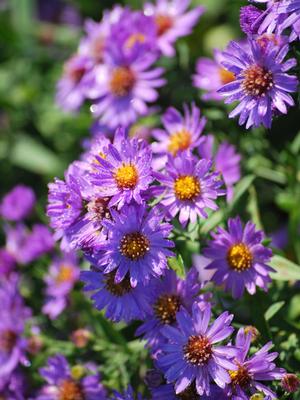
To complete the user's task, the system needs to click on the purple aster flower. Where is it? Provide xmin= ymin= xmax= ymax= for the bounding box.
xmin=157 ymin=303 xmax=237 ymax=396
xmin=150 ymin=382 xmax=228 ymax=399
xmin=93 ymin=204 xmax=174 ymax=287
xmin=136 ymin=268 xmax=204 ymax=350
xmin=5 ymin=223 xmax=54 ymax=265
xmin=240 ymin=5 xmax=263 ymax=35
xmin=91 ymin=135 xmax=153 ymax=209
xmin=193 ymin=50 xmax=236 ymax=102
xmin=204 ymin=217 xmax=274 ymax=299
xmin=56 ymin=53 xmax=93 ymax=112
xmin=156 ymin=152 xmax=225 ymax=226
xmin=226 ymin=328 xmax=285 ymax=399
xmin=152 ymin=103 xmax=206 ymax=170
xmin=0 ymin=369 xmax=27 ymax=400
xmin=42 ymin=252 xmax=80 ymax=319
xmin=0 ymin=274 xmax=31 ymax=378
xmin=111 ymin=386 xmax=145 ymax=400
xmin=0 ymin=185 xmax=36 ymax=221
xmin=0 ymin=249 xmax=16 ymax=277
xmin=198 ymin=135 xmax=241 ymax=202
xmin=218 ymin=39 xmax=298 ymax=128
xmin=86 ymin=49 xmax=165 ymax=129
xmin=80 ymin=267 xmax=152 ymax=323
xmin=143 ymin=0 xmax=205 ymax=57
xmin=37 ymin=354 xmax=106 ymax=400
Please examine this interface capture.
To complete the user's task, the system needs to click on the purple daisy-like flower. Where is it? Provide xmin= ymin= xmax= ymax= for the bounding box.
xmin=111 ymin=385 xmax=145 ymax=400
xmin=156 ymin=152 xmax=225 ymax=226
xmin=204 ymin=216 xmax=274 ymax=299
xmin=56 ymin=54 xmax=93 ymax=112
xmin=0 ymin=274 xmax=31 ymax=378
xmin=226 ymin=328 xmax=285 ymax=399
xmin=150 ymin=382 xmax=228 ymax=399
xmin=152 ymin=103 xmax=206 ymax=170
xmin=143 ymin=0 xmax=205 ymax=57
xmin=0 ymin=185 xmax=36 ymax=222
xmin=157 ymin=303 xmax=237 ymax=396
xmin=86 ymin=50 xmax=165 ymax=129
xmin=136 ymin=268 xmax=204 ymax=350
xmin=0 ymin=369 xmax=27 ymax=400
xmin=218 ymin=39 xmax=298 ymax=128
xmin=240 ymin=5 xmax=263 ymax=35
xmin=80 ymin=267 xmax=152 ymax=323
xmin=93 ymin=204 xmax=174 ymax=288
xmin=36 ymin=354 xmax=106 ymax=400
xmin=193 ymin=49 xmax=236 ymax=102
xmin=91 ymin=135 xmax=153 ymax=209
xmin=198 ymin=134 xmax=241 ymax=202
xmin=0 ymin=249 xmax=16 ymax=277
xmin=42 ymin=252 xmax=80 ymax=320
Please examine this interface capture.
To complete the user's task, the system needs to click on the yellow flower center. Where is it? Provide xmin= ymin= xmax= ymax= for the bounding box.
xmin=105 ymin=272 xmax=132 ymax=297
xmin=58 ymin=379 xmax=85 ymax=400
xmin=183 ymin=335 xmax=212 ymax=366
xmin=219 ymin=68 xmax=236 ymax=85
xmin=227 ymin=243 xmax=253 ymax=272
xmin=120 ymin=232 xmax=150 ymax=260
xmin=174 ymin=175 xmax=201 ymax=201
xmin=125 ymin=33 xmax=146 ymax=49
xmin=167 ymin=129 xmax=192 ymax=156
xmin=229 ymin=364 xmax=252 ymax=388
xmin=242 ymin=65 xmax=273 ymax=96
xmin=56 ymin=265 xmax=74 ymax=283
xmin=154 ymin=294 xmax=181 ymax=324
xmin=110 ymin=67 xmax=136 ymax=97
xmin=155 ymin=14 xmax=173 ymax=36
xmin=114 ymin=164 xmax=139 ymax=189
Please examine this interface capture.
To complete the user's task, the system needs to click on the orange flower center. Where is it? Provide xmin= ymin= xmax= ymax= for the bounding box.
xmin=125 ymin=33 xmax=146 ymax=49
xmin=114 ymin=164 xmax=139 ymax=190
xmin=155 ymin=14 xmax=173 ymax=36
xmin=242 ymin=65 xmax=273 ymax=96
xmin=184 ymin=335 xmax=212 ymax=366
xmin=56 ymin=265 xmax=74 ymax=283
xmin=120 ymin=232 xmax=150 ymax=260
xmin=174 ymin=175 xmax=201 ymax=201
xmin=105 ymin=272 xmax=132 ymax=297
xmin=154 ymin=294 xmax=181 ymax=324
xmin=229 ymin=364 xmax=252 ymax=388
xmin=58 ymin=379 xmax=85 ymax=400
xmin=110 ymin=67 xmax=136 ymax=97
xmin=219 ymin=68 xmax=236 ymax=85
xmin=168 ymin=129 xmax=192 ymax=156
xmin=227 ymin=243 xmax=253 ymax=271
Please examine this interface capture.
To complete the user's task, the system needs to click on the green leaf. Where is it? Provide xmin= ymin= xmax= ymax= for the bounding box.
xmin=264 ymin=301 xmax=285 ymax=321
xmin=230 ymin=175 xmax=255 ymax=210
xmin=269 ymin=255 xmax=300 ymax=281
xmin=200 ymin=209 xmax=225 ymax=234
xmin=168 ymin=255 xmax=185 ymax=278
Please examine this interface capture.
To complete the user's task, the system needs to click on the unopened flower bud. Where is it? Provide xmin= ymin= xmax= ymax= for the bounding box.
xmin=281 ymin=373 xmax=300 ymax=393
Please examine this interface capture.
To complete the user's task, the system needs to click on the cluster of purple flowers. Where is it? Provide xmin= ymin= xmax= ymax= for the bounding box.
xmin=193 ymin=1 xmax=299 ymax=129
xmin=57 ymin=0 xmax=204 ymax=129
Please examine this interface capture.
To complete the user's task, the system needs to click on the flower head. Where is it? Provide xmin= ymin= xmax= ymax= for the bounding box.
xmin=37 ymin=354 xmax=106 ymax=400
xmin=226 ymin=328 xmax=285 ymax=399
xmin=204 ymin=217 xmax=273 ymax=298
xmin=152 ymin=104 xmax=206 ymax=170
xmin=0 ymin=185 xmax=36 ymax=222
xmin=240 ymin=5 xmax=263 ymax=35
xmin=143 ymin=0 xmax=204 ymax=57
xmin=157 ymin=303 xmax=237 ymax=396
xmin=218 ymin=39 xmax=298 ymax=128
xmin=157 ymin=152 xmax=225 ymax=226
xmin=93 ymin=204 xmax=174 ymax=287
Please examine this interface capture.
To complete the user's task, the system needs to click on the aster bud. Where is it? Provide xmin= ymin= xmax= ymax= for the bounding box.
xmin=27 ymin=335 xmax=43 ymax=355
xmin=71 ymin=365 xmax=85 ymax=380
xmin=71 ymin=329 xmax=91 ymax=348
xmin=240 ymin=5 xmax=263 ymax=35
xmin=244 ymin=325 xmax=260 ymax=342
xmin=250 ymin=393 xmax=264 ymax=400
xmin=281 ymin=373 xmax=300 ymax=393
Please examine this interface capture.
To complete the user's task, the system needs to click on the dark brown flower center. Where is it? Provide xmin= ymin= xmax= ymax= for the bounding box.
xmin=0 ymin=330 xmax=17 ymax=352
xmin=230 ymin=364 xmax=252 ymax=388
xmin=242 ymin=65 xmax=273 ymax=96
xmin=155 ymin=14 xmax=173 ymax=36
xmin=227 ymin=243 xmax=253 ymax=272
xmin=110 ymin=67 xmax=136 ymax=97
xmin=58 ymin=379 xmax=85 ymax=400
xmin=105 ymin=272 xmax=132 ymax=297
xmin=87 ymin=197 xmax=111 ymax=221
xmin=183 ymin=335 xmax=212 ymax=366
xmin=120 ymin=232 xmax=150 ymax=260
xmin=154 ymin=294 xmax=181 ymax=324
